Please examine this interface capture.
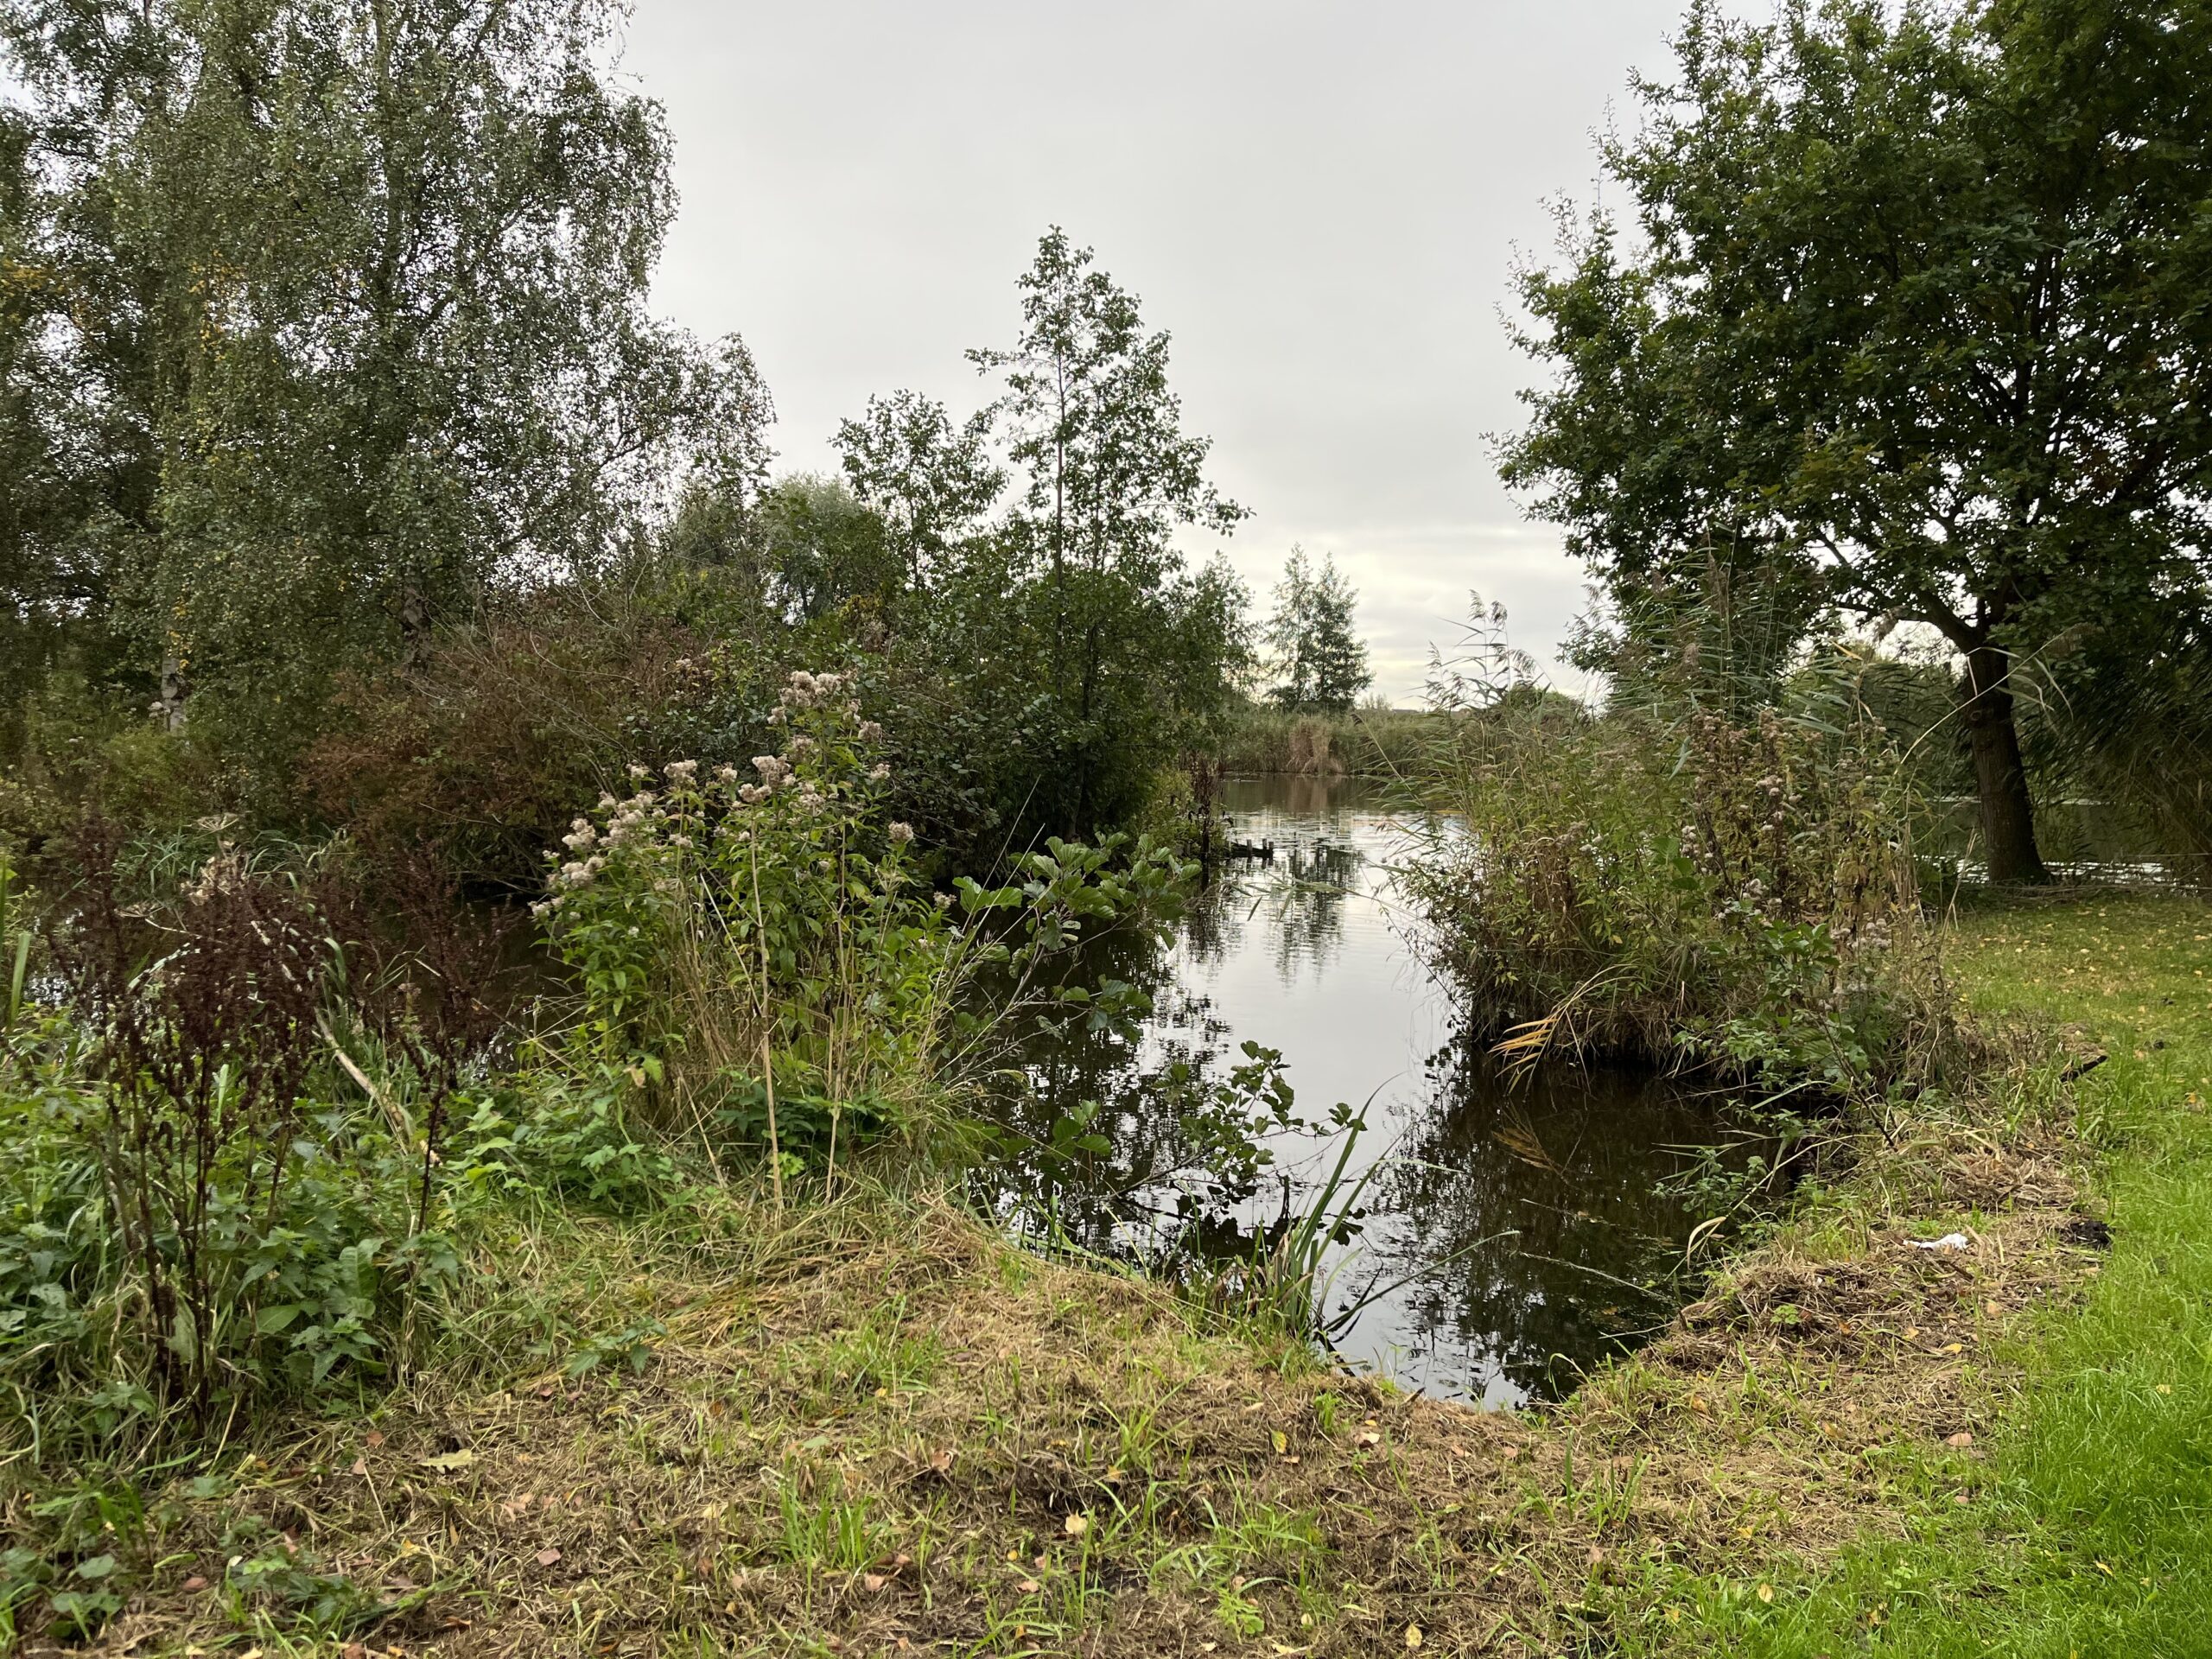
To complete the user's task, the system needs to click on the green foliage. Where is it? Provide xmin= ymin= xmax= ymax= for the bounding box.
xmin=1262 ymin=547 xmax=1371 ymax=713
xmin=762 ymin=474 xmax=904 ymax=623
xmin=541 ymin=668 xmax=950 ymax=1156
xmin=830 ymin=230 xmax=1256 ymax=855
xmin=0 ymin=1014 xmax=452 ymax=1455
xmin=540 ymin=666 xmax=1193 ymax=1166
xmin=1503 ymin=0 xmax=2212 ymax=881
xmin=0 ymin=0 xmax=769 ymax=782
xmin=1408 ymin=640 xmax=1954 ymax=1089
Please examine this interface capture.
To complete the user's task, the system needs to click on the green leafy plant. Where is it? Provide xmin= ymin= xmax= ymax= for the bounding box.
xmin=541 ymin=668 xmax=1192 ymax=1177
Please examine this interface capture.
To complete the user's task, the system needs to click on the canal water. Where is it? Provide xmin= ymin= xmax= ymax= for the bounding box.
xmin=988 ymin=773 xmax=1764 ymax=1408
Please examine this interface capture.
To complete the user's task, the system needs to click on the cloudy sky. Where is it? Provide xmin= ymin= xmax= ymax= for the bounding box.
xmin=621 ymin=2 xmax=1763 ymax=699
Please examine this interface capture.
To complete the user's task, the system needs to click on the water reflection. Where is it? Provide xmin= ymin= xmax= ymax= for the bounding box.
xmin=989 ymin=775 xmax=1764 ymax=1408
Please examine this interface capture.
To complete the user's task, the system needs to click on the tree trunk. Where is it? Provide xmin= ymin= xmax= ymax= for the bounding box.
xmin=1960 ymin=644 xmax=2050 ymax=885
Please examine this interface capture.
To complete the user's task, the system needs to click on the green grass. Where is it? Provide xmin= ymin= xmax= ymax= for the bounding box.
xmin=1624 ymin=889 xmax=2212 ymax=1656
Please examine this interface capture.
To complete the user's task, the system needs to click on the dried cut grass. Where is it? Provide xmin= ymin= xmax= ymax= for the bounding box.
xmin=54 ymin=1086 xmax=2107 ymax=1659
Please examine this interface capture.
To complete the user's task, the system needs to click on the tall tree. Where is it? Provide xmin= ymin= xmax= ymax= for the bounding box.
xmin=969 ymin=228 xmax=1250 ymax=830
xmin=834 ymin=390 xmax=1002 ymax=589
xmin=830 ymin=232 xmax=1253 ymax=850
xmin=760 ymin=474 xmax=899 ymax=623
xmin=1501 ymin=0 xmax=2212 ymax=881
xmin=1264 ymin=547 xmax=1371 ymax=712
xmin=0 ymin=0 xmax=767 ymax=758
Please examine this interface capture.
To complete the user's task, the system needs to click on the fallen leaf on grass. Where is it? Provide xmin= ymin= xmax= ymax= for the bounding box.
xmin=350 ymin=1458 xmax=368 ymax=1477
xmin=1945 ymin=1431 xmax=1974 ymax=1447
xmin=181 ymin=1575 xmax=208 ymax=1592
xmin=862 ymin=1573 xmax=887 ymax=1592
xmin=1063 ymin=1514 xmax=1089 ymax=1538
xmin=535 ymin=1548 xmax=563 ymax=1567
xmin=1017 ymin=1578 xmax=1040 ymax=1593
xmin=418 ymin=1450 xmax=476 ymax=1472
xmin=364 ymin=1430 xmax=385 ymax=1447
xmin=1405 ymin=1624 xmax=1424 ymax=1649
xmin=929 ymin=1448 xmax=954 ymax=1474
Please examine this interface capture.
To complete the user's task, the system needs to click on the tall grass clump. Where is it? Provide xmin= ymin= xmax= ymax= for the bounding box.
xmin=1216 ymin=703 xmax=1441 ymax=779
xmin=1407 ymin=658 xmax=1957 ymax=1092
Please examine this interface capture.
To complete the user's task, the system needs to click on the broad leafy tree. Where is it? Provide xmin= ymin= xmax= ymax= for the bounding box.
xmin=1263 ymin=546 xmax=1371 ymax=712
xmin=1502 ymin=0 xmax=2212 ymax=881
xmin=0 ymin=0 xmax=767 ymax=760
xmin=835 ymin=390 xmax=1002 ymax=588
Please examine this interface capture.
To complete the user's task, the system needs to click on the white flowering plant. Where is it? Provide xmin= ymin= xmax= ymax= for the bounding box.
xmin=539 ymin=670 xmax=1191 ymax=1167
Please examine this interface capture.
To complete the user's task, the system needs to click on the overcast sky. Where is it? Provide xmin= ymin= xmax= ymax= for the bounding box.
xmin=620 ymin=2 xmax=1764 ymax=699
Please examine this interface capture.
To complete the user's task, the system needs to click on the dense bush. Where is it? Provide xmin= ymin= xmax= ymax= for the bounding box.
xmin=538 ymin=667 xmax=1191 ymax=1174
xmin=1407 ymin=688 xmax=1956 ymax=1092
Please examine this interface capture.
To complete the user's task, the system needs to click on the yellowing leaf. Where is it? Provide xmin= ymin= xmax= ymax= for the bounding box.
xmin=419 ymin=1450 xmax=477 ymax=1471
xmin=1405 ymin=1624 xmax=1424 ymax=1649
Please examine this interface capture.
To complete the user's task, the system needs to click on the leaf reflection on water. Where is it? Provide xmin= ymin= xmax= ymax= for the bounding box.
xmin=982 ymin=775 xmax=1778 ymax=1408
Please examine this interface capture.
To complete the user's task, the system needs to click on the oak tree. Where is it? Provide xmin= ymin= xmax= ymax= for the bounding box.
xmin=1503 ymin=0 xmax=2212 ymax=880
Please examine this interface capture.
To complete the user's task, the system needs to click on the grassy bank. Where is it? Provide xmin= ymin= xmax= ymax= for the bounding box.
xmin=1613 ymin=888 xmax=2212 ymax=1656
xmin=8 ymin=888 xmax=2196 ymax=1655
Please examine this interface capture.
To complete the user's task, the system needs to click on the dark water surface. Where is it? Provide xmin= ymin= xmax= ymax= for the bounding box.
xmin=988 ymin=774 xmax=1761 ymax=1408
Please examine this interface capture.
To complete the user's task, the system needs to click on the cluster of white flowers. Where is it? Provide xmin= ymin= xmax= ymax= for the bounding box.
xmin=602 ymin=792 xmax=660 ymax=849
xmin=768 ymin=667 xmax=865 ymax=726
xmin=536 ymin=668 xmax=922 ymax=928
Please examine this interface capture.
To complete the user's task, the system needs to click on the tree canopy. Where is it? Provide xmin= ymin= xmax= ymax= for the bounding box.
xmin=1264 ymin=547 xmax=1371 ymax=712
xmin=0 ymin=0 xmax=766 ymax=759
xmin=1502 ymin=0 xmax=2212 ymax=880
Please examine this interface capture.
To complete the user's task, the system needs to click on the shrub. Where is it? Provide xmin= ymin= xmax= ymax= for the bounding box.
xmin=1407 ymin=690 xmax=1955 ymax=1092
xmin=538 ymin=668 xmax=1191 ymax=1175
xmin=0 ymin=832 xmax=492 ymax=1452
xmin=302 ymin=580 xmax=779 ymax=892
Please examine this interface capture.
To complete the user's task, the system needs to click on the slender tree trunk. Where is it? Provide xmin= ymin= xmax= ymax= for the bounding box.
xmin=1960 ymin=643 xmax=2050 ymax=885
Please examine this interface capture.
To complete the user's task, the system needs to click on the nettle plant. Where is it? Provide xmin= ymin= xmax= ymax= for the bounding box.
xmin=540 ymin=670 xmax=1188 ymax=1170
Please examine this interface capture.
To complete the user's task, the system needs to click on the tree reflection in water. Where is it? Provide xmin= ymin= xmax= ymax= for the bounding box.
xmin=978 ymin=776 xmax=1768 ymax=1408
